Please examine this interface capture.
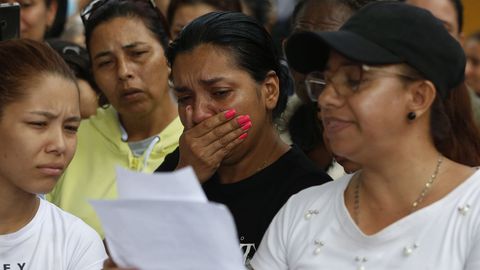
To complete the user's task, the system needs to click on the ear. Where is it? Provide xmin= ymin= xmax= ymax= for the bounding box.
xmin=167 ymin=66 xmax=174 ymax=89
xmin=262 ymin=70 xmax=280 ymax=111
xmin=458 ymin=32 xmax=465 ymax=47
xmin=46 ymin=0 xmax=58 ymax=27
xmin=406 ymin=80 xmax=436 ymax=119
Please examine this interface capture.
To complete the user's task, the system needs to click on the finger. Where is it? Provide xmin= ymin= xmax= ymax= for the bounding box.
xmin=190 ymin=109 xmax=237 ymax=137
xmin=210 ymin=131 xmax=249 ymax=162
xmin=203 ymin=120 xmax=252 ymax=157
xmin=193 ymin=130 xmax=249 ymax=177
xmin=103 ymin=259 xmax=137 ymax=270
xmin=103 ymin=258 xmax=116 ymax=267
xmin=202 ymin=114 xmax=250 ymax=144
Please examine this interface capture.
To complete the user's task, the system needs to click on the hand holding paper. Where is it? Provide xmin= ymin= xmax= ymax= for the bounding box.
xmin=91 ymin=167 xmax=245 ymax=270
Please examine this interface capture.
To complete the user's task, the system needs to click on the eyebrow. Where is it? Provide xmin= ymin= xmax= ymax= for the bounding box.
xmin=93 ymin=42 xmax=148 ymax=60
xmin=324 ymin=62 xmax=358 ymax=72
xmin=173 ymin=77 xmax=229 ymax=93
xmin=172 ymin=86 xmax=190 ymax=93
xmin=93 ymin=51 xmax=111 ymax=60
xmin=123 ymin=42 xmax=147 ymax=50
xmin=200 ymin=77 xmax=226 ymax=85
xmin=438 ymin=19 xmax=452 ymax=28
xmin=29 ymin=111 xmax=81 ymax=122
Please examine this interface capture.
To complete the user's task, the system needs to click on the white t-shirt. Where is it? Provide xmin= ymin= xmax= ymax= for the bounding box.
xmin=251 ymin=169 xmax=480 ymax=270
xmin=0 ymin=198 xmax=107 ymax=270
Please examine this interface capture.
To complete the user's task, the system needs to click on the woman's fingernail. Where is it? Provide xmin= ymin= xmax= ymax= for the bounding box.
xmin=241 ymin=122 xmax=252 ymax=131
xmin=239 ymin=133 xmax=248 ymax=140
xmin=224 ymin=109 xmax=236 ymax=119
xmin=237 ymin=115 xmax=251 ymax=126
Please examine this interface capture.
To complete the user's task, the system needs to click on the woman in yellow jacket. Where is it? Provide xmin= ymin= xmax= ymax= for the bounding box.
xmin=47 ymin=0 xmax=183 ymax=237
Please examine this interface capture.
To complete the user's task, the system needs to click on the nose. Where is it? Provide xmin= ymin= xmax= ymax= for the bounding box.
xmin=19 ymin=12 xmax=27 ymax=33
xmin=318 ymin=82 xmax=345 ymax=112
xmin=191 ymin=97 xmax=217 ymax=126
xmin=45 ymin=127 xmax=67 ymax=155
xmin=117 ymin=56 xmax=134 ymax=81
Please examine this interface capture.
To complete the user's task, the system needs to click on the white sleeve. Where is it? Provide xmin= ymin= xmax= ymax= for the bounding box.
xmin=66 ymin=219 xmax=108 ymax=270
xmin=465 ymin=217 xmax=480 ymax=270
xmin=250 ymin=196 xmax=295 ymax=270
xmin=465 ymin=244 xmax=480 ymax=270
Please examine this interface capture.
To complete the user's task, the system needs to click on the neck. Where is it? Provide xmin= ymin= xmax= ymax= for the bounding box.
xmin=119 ymin=97 xmax=177 ymax=142
xmin=0 ymin=180 xmax=39 ymax=235
xmin=347 ymin=122 xmax=439 ymax=206
xmin=217 ymin=124 xmax=289 ymax=184
xmin=345 ymin=127 xmax=475 ymax=234
xmin=348 ymin=134 xmax=449 ymax=232
xmin=357 ymin=146 xmax=442 ymax=208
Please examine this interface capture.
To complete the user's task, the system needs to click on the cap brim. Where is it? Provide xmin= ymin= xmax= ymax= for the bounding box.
xmin=285 ymin=31 xmax=403 ymax=74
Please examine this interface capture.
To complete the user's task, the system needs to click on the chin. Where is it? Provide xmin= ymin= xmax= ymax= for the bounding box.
xmin=220 ymin=146 xmax=246 ymax=166
xmin=31 ymin=178 xmax=58 ymax=195
xmin=331 ymin=148 xmax=350 ymax=161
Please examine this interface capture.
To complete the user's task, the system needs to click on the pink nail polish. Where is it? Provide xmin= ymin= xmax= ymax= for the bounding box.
xmin=239 ymin=133 xmax=248 ymax=140
xmin=241 ymin=122 xmax=252 ymax=131
xmin=224 ymin=109 xmax=236 ymax=119
xmin=237 ymin=115 xmax=251 ymax=126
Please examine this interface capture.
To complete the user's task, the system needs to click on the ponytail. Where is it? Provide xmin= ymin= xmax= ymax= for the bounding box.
xmin=433 ymin=83 xmax=480 ymax=166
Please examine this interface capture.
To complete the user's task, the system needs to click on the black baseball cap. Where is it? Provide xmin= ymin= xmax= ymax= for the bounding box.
xmin=285 ymin=1 xmax=465 ymax=99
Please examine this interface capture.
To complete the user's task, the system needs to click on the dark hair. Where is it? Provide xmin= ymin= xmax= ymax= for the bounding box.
xmin=385 ymin=62 xmax=480 ymax=166
xmin=396 ymin=63 xmax=480 ymax=166
xmin=167 ymin=0 xmax=242 ymax=27
xmin=240 ymin=0 xmax=271 ymax=26
xmin=288 ymin=103 xmax=332 ymax=168
xmin=82 ymin=0 xmax=170 ymax=105
xmin=47 ymin=39 xmax=101 ymax=97
xmin=167 ymin=11 xmax=292 ymax=119
xmin=291 ymin=0 xmax=377 ymax=24
xmin=0 ymin=39 xmax=77 ymax=117
xmin=45 ymin=0 xmax=67 ymax=38
xmin=84 ymin=0 xmax=170 ymax=53
xmin=290 ymin=0 xmax=379 ymax=32
xmin=47 ymin=39 xmax=91 ymax=82
xmin=432 ymin=83 xmax=480 ymax=166
xmin=450 ymin=0 xmax=463 ymax=33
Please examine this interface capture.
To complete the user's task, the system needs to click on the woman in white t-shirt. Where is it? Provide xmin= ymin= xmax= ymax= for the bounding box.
xmin=252 ymin=2 xmax=480 ymax=270
xmin=0 ymin=39 xmax=107 ymax=269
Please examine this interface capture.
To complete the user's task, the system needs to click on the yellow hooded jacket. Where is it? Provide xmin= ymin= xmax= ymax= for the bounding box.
xmin=47 ymin=106 xmax=182 ymax=237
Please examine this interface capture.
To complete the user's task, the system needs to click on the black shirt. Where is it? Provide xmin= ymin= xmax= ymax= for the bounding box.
xmin=155 ymin=145 xmax=331 ymax=262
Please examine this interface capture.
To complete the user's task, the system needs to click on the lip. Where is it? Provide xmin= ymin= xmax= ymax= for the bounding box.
xmin=37 ymin=164 xmax=65 ymax=177
xmin=322 ymin=116 xmax=353 ymax=137
xmin=121 ymin=88 xmax=145 ymax=101
xmin=333 ymin=154 xmax=348 ymax=163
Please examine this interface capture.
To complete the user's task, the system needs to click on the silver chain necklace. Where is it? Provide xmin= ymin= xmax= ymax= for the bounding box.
xmin=353 ymin=156 xmax=444 ymax=226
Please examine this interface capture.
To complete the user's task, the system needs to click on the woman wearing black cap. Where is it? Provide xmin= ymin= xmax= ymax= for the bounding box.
xmin=251 ymin=1 xmax=480 ymax=269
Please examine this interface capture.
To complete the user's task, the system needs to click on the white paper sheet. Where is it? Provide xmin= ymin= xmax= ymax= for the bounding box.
xmin=90 ymin=167 xmax=245 ymax=270
xmin=115 ymin=166 xmax=207 ymax=202
xmin=91 ymin=200 xmax=244 ymax=270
